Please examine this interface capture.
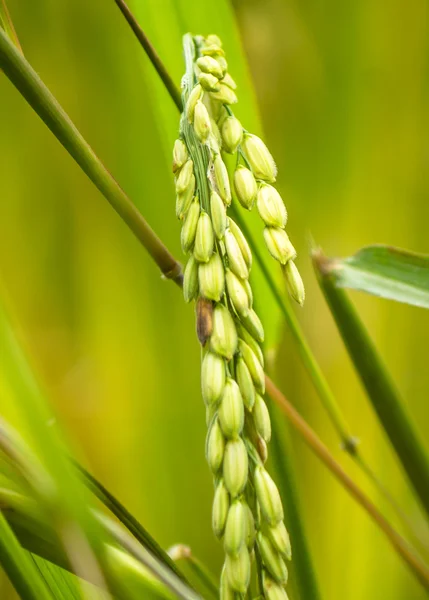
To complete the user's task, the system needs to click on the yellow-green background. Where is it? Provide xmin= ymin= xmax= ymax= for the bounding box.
xmin=1 ymin=0 xmax=429 ymax=598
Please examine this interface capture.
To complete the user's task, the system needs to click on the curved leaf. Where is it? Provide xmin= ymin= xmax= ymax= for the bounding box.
xmin=327 ymin=245 xmax=429 ymax=308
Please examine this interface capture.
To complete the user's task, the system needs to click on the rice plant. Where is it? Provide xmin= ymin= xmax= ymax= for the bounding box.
xmin=1 ymin=1 xmax=429 ymax=599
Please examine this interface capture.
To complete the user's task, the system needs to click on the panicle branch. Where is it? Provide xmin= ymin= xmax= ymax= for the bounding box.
xmin=172 ymin=33 xmax=300 ymax=599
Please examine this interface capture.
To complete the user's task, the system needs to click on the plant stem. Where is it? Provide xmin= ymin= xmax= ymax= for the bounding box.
xmin=113 ymin=0 xmax=182 ymax=112
xmin=0 ymin=27 xmax=183 ymax=288
xmin=313 ymin=248 xmax=429 ymax=519
xmin=265 ymin=376 xmax=429 ymax=593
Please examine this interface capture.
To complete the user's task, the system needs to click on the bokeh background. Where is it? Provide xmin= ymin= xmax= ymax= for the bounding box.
xmin=1 ymin=0 xmax=429 ymax=598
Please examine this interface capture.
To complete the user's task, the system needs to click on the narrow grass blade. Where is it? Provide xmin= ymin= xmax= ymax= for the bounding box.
xmin=0 ymin=510 xmax=53 ymax=600
xmin=313 ymin=248 xmax=429 ymax=519
xmin=326 ymin=245 xmax=429 ymax=308
xmin=113 ymin=0 xmax=182 ymax=111
xmin=75 ymin=463 xmax=190 ymax=586
xmin=0 ymin=27 xmax=182 ymax=287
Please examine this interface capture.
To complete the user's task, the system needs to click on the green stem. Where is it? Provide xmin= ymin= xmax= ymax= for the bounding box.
xmin=0 ymin=510 xmax=53 ymax=600
xmin=113 ymin=0 xmax=182 ymax=111
xmin=0 ymin=27 xmax=182 ymax=288
xmin=313 ymin=248 xmax=429 ymax=519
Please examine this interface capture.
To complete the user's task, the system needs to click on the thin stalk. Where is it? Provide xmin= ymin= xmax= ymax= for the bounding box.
xmin=113 ymin=0 xmax=182 ymax=112
xmin=265 ymin=376 xmax=429 ymax=593
xmin=0 ymin=27 xmax=182 ymax=287
xmin=313 ymin=248 xmax=429 ymax=519
xmin=0 ymin=510 xmax=53 ymax=600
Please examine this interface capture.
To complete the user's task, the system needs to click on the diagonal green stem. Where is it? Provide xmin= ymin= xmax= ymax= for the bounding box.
xmin=113 ymin=0 xmax=182 ymax=112
xmin=313 ymin=248 xmax=429 ymax=519
xmin=0 ymin=27 xmax=182 ymax=287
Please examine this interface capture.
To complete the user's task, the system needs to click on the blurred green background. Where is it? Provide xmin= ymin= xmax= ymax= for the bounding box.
xmin=1 ymin=0 xmax=429 ymax=598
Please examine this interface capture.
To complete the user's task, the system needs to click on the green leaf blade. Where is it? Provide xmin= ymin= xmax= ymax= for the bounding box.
xmin=0 ymin=511 xmax=53 ymax=600
xmin=330 ymin=245 xmax=429 ymax=308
